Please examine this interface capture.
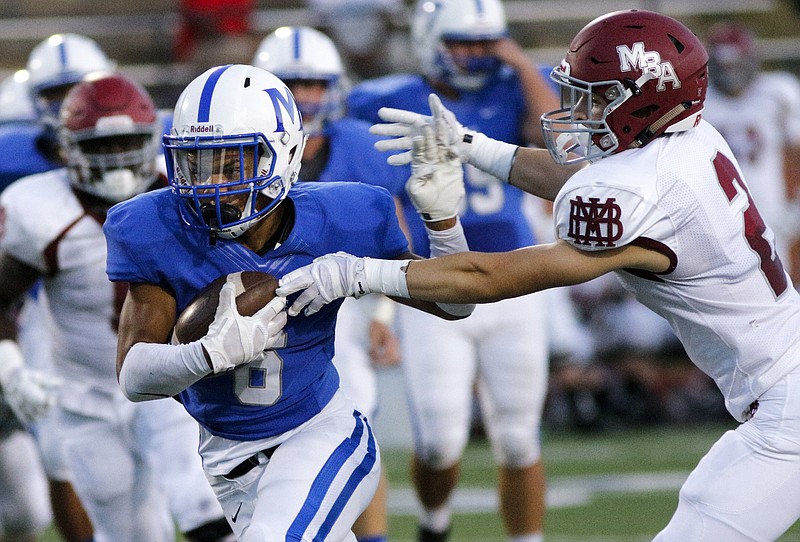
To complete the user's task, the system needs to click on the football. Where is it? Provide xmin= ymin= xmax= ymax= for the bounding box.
xmin=173 ymin=270 xmax=279 ymax=344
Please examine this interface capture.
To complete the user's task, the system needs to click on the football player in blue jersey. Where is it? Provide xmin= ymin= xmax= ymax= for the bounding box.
xmin=106 ymin=64 xmax=473 ymax=541
xmin=1 ymin=72 xmax=238 ymax=542
xmin=253 ymin=25 xmax=408 ymax=542
xmin=346 ymin=1 xmax=558 ymax=540
xmin=0 ymin=34 xmax=115 ymax=192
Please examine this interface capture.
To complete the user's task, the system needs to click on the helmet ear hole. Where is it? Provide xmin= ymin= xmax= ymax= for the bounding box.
xmin=631 ymin=104 xmax=660 ymax=119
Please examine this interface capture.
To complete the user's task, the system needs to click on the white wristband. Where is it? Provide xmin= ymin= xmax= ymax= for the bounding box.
xmin=362 ymin=258 xmax=410 ymax=298
xmin=118 ymin=341 xmax=211 ymax=402
xmin=427 ymin=219 xmax=469 ymax=257
xmin=467 ymin=131 xmax=518 ymax=183
xmin=0 ymin=339 xmax=24 ymax=386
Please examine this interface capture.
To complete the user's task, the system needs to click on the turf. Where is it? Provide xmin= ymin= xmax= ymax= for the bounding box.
xmin=38 ymin=423 xmax=800 ymax=541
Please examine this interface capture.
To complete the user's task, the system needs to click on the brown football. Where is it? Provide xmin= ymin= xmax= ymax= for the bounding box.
xmin=173 ymin=271 xmax=279 ymax=344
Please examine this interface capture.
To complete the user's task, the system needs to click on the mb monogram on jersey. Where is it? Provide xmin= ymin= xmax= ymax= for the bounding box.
xmin=567 ymin=195 xmax=623 ymax=247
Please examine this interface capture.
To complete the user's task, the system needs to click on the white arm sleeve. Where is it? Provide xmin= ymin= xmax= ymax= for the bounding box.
xmin=118 ymin=341 xmax=211 ymax=402
xmin=426 ymin=219 xmax=475 ymax=317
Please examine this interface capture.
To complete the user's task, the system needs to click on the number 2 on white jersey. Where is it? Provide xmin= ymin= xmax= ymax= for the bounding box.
xmin=713 ymin=151 xmax=788 ymax=298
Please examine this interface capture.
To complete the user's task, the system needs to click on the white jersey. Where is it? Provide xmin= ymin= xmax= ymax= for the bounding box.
xmin=703 ymin=72 xmax=800 ymax=254
xmin=0 ymin=169 xmax=118 ymax=393
xmin=554 ymin=120 xmax=800 ymax=421
xmin=0 ymin=170 xmax=227 ymax=538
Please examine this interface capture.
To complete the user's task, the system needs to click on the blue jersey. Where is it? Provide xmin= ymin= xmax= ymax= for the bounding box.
xmin=308 ymin=116 xmax=407 ymax=192
xmin=347 ymin=70 xmax=537 ymax=255
xmin=104 ymin=181 xmax=408 ymax=440
xmin=0 ymin=122 xmax=59 ymax=192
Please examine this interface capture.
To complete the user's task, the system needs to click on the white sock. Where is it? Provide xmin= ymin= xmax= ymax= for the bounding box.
xmin=419 ymin=505 xmax=451 ymax=533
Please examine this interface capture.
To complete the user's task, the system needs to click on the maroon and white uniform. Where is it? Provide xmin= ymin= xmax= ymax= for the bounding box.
xmin=555 ymin=120 xmax=800 ymax=539
xmin=703 ymin=72 xmax=800 ymax=269
xmin=0 ymin=169 xmax=224 ymax=542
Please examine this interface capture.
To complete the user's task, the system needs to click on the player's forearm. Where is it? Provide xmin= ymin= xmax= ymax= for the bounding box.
xmin=403 ymin=252 xmax=510 ymax=304
xmin=508 ymin=147 xmax=584 ymax=201
xmin=424 ymin=219 xmax=475 ymax=316
xmin=118 ymin=341 xmax=211 ymax=402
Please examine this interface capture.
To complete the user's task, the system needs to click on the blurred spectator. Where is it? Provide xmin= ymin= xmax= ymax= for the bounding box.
xmin=310 ymin=0 xmax=414 ymax=80
xmin=173 ymin=0 xmax=257 ymax=71
xmin=544 ymin=275 xmax=727 ymax=431
xmin=702 ymin=22 xmax=800 ymax=284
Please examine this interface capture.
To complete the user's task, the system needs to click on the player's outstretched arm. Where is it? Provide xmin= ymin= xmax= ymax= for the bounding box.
xmin=279 ymin=240 xmax=672 ymax=312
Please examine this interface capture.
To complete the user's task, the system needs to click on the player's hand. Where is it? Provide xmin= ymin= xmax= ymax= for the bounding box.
xmin=371 ymin=93 xmax=476 ymax=166
xmin=277 ymin=252 xmax=368 ymax=317
xmin=407 ymin=123 xmax=465 ymax=221
xmin=200 ymin=277 xmax=288 ymax=373
xmin=0 ymin=365 xmax=62 ymax=425
xmin=368 ymin=321 xmax=401 ymax=366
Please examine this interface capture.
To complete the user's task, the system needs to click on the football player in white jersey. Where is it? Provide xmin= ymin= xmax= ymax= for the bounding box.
xmin=702 ymin=22 xmax=800 ymax=284
xmin=280 ymin=9 xmax=800 ymax=541
xmin=0 ymin=67 xmax=55 ymax=542
xmin=0 ymin=74 xmax=234 ymax=542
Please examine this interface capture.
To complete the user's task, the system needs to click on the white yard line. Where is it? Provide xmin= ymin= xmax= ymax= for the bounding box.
xmin=387 ymin=470 xmax=689 ymax=515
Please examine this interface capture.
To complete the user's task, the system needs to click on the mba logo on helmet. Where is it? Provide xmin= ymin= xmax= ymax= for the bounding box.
xmin=617 ymin=42 xmax=681 ymax=91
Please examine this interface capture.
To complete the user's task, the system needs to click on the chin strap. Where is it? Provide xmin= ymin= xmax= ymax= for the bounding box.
xmin=632 ymin=101 xmax=694 ymax=148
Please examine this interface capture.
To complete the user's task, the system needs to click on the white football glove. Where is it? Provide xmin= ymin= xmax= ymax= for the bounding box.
xmin=372 ymin=93 xmax=475 ymax=166
xmin=372 ymin=93 xmax=517 ymax=182
xmin=200 ymin=277 xmax=288 ymax=374
xmin=277 ymin=254 xmax=410 ymax=317
xmin=407 ymin=123 xmax=465 ymax=221
xmin=277 ymin=252 xmax=369 ymax=317
xmin=0 ymin=340 xmax=62 ymax=425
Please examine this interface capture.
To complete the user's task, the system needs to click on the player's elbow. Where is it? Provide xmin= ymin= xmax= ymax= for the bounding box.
xmin=117 ymin=352 xmax=171 ymax=403
xmin=435 ymin=302 xmax=475 ymax=320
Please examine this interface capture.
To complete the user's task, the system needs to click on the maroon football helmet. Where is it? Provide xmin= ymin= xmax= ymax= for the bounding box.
xmin=59 ymin=73 xmax=161 ymax=203
xmin=541 ymin=10 xmax=709 ymax=164
xmin=707 ymin=22 xmax=759 ymax=97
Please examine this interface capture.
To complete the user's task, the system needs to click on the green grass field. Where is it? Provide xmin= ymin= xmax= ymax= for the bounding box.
xmin=39 ymin=423 xmax=800 ymax=541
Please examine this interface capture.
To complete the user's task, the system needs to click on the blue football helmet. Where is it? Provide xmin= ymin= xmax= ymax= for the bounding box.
xmin=412 ymin=0 xmax=508 ymax=91
xmin=0 ymin=70 xmax=36 ymax=124
xmin=164 ymin=64 xmax=307 ymax=240
xmin=252 ymin=26 xmax=348 ymax=136
xmin=26 ymin=34 xmax=115 ymax=128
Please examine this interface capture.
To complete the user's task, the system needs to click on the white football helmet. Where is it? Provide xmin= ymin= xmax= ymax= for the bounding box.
xmin=252 ymin=26 xmax=348 ymax=136
xmin=59 ymin=73 xmax=161 ymax=204
xmin=412 ymin=0 xmax=507 ymax=91
xmin=164 ymin=64 xmax=307 ymax=240
xmin=0 ymin=70 xmax=36 ymax=124
xmin=26 ymin=34 xmax=115 ymax=126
